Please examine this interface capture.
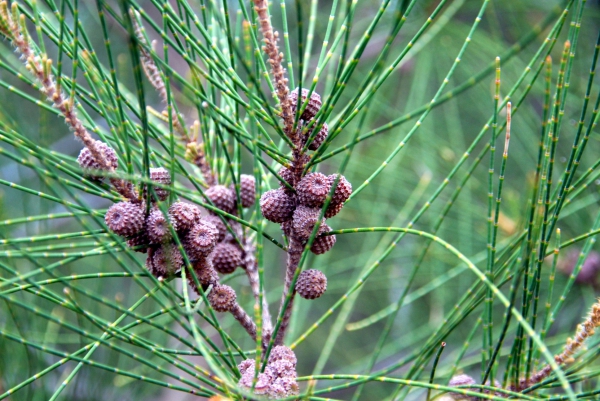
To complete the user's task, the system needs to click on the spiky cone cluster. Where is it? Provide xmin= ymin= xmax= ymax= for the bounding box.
xmin=260 ymin=171 xmax=351 ymax=255
xmin=238 ymin=346 xmax=299 ymax=399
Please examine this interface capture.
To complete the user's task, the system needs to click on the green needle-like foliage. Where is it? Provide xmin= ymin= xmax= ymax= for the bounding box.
xmin=1 ymin=0 xmax=600 ymax=400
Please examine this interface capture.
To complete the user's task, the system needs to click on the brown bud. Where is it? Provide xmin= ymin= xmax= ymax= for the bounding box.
xmin=211 ymin=242 xmax=243 ymax=274
xmin=260 ymin=188 xmax=296 ymax=223
xmin=105 ymin=201 xmax=145 ymax=237
xmin=126 ymin=231 xmax=149 ymax=253
xmin=169 ymin=202 xmax=201 ymax=232
xmin=296 ymin=172 xmax=331 ymax=208
xmin=208 ymin=284 xmax=236 ymax=312
xmin=296 ymin=269 xmax=327 ymax=299
xmin=206 ymin=185 xmax=236 ymax=214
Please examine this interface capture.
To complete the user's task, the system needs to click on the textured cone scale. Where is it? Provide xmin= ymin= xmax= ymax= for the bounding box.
xmin=203 ymin=215 xmax=227 ymax=242
xmin=268 ymin=345 xmax=297 ymax=366
xmin=208 ymin=284 xmax=236 ymax=312
xmin=189 ymin=259 xmax=219 ymax=292
xmin=291 ymin=205 xmax=324 ymax=242
xmin=105 ymin=201 xmax=145 ymax=237
xmin=169 ymin=202 xmax=201 ymax=232
xmin=290 ymin=87 xmax=322 ymax=121
xmin=206 ymin=185 xmax=236 ymax=214
xmin=146 ymin=208 xmax=176 ymax=244
xmin=270 ymin=377 xmax=299 ymax=397
xmin=152 ymin=243 xmax=184 ymax=275
xmin=260 ymin=188 xmax=296 ymax=223
xmin=310 ymin=226 xmax=336 ymax=255
xmin=268 ymin=359 xmax=296 ymax=379
xmin=278 ymin=167 xmax=294 ymax=189
xmin=184 ymin=221 xmax=219 ymax=259
xmin=126 ymin=231 xmax=149 ymax=253
xmin=328 ymin=174 xmax=352 ymax=205
xmin=238 ymin=359 xmax=255 ymax=375
xmin=296 ymin=172 xmax=331 ymax=208
xmin=146 ymin=167 xmax=171 ymax=202
xmin=77 ymin=140 xmax=118 ymax=180
xmin=146 ymin=247 xmax=166 ymax=278
xmin=211 ymin=242 xmax=243 ymax=274
xmin=306 ymin=122 xmax=329 ymax=151
xmin=236 ymin=174 xmax=256 ymax=208
xmin=296 ymin=269 xmax=327 ymax=299
xmin=324 ymin=201 xmax=344 ymax=218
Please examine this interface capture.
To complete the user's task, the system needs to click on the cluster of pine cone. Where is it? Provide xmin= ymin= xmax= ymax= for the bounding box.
xmin=238 ymin=346 xmax=299 ymax=398
xmin=260 ymin=88 xmax=352 ymax=256
xmin=78 ymin=143 xmax=256 ymax=307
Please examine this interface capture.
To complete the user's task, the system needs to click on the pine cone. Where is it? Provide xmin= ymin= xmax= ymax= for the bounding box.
xmin=146 ymin=208 xmax=176 ymax=244
xmin=296 ymin=269 xmax=327 ymax=299
xmin=184 ymin=221 xmax=219 ymax=259
xmin=328 ymin=174 xmax=352 ymax=205
xmin=296 ymin=172 xmax=331 ymax=208
xmin=126 ymin=231 xmax=149 ymax=253
xmin=236 ymin=174 xmax=256 ymax=208
xmin=290 ymin=87 xmax=322 ymax=121
xmin=206 ymin=185 xmax=236 ymax=214
xmin=211 ymin=242 xmax=243 ymax=274
xmin=105 ymin=201 xmax=145 ymax=237
xmin=151 ymin=243 xmax=184 ymax=276
xmin=146 ymin=246 xmax=166 ymax=278
xmin=291 ymin=205 xmax=324 ymax=242
xmin=77 ymin=140 xmax=118 ymax=180
xmin=169 ymin=202 xmax=201 ymax=232
xmin=189 ymin=259 xmax=219 ymax=292
xmin=260 ymin=189 xmax=296 ymax=223
xmin=305 ymin=122 xmax=329 ymax=150
xmin=310 ymin=225 xmax=336 ymax=254
xmin=208 ymin=284 xmax=236 ymax=312
xmin=145 ymin=167 xmax=171 ymax=202
xmin=203 ymin=215 xmax=227 ymax=242
xmin=324 ymin=202 xmax=344 ymax=218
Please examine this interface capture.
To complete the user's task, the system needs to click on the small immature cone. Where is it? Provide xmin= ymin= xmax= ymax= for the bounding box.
xmin=169 ymin=202 xmax=201 ymax=232
xmin=447 ymin=374 xmax=476 ymax=400
xmin=105 ymin=201 xmax=145 ymax=237
xmin=189 ymin=259 xmax=219 ymax=292
xmin=236 ymin=174 xmax=256 ymax=208
xmin=208 ymin=284 xmax=236 ymax=312
xmin=151 ymin=243 xmax=184 ymax=276
xmin=291 ymin=205 xmax=324 ymax=242
xmin=184 ymin=221 xmax=219 ymax=259
xmin=290 ymin=87 xmax=322 ymax=121
xmin=268 ymin=345 xmax=297 ymax=366
xmin=296 ymin=269 xmax=327 ymax=299
xmin=211 ymin=242 xmax=243 ymax=274
xmin=310 ymin=225 xmax=336 ymax=255
xmin=260 ymin=188 xmax=296 ymax=223
xmin=77 ymin=140 xmax=118 ymax=180
xmin=278 ymin=166 xmax=294 ymax=191
xmin=206 ymin=185 xmax=236 ymax=214
xmin=147 ymin=167 xmax=171 ymax=202
xmin=296 ymin=172 xmax=331 ymax=208
xmin=306 ymin=122 xmax=328 ymax=151
xmin=146 ymin=208 xmax=176 ymax=244
xmin=203 ymin=215 xmax=228 ymax=242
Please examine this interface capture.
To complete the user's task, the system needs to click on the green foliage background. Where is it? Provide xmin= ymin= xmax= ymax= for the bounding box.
xmin=0 ymin=0 xmax=600 ymax=400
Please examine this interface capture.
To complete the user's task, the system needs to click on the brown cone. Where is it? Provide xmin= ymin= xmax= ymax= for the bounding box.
xmin=310 ymin=225 xmax=336 ymax=254
xmin=211 ymin=242 xmax=243 ymax=274
xmin=206 ymin=185 xmax=236 ymax=214
xmin=290 ymin=87 xmax=322 ymax=121
xmin=260 ymin=188 xmax=296 ymax=223
xmin=105 ymin=201 xmax=145 ymax=237
xmin=296 ymin=172 xmax=331 ymax=208
xmin=296 ymin=269 xmax=327 ymax=299
xmin=77 ymin=141 xmax=118 ymax=180
xmin=169 ymin=202 xmax=201 ymax=232
xmin=208 ymin=284 xmax=236 ymax=312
